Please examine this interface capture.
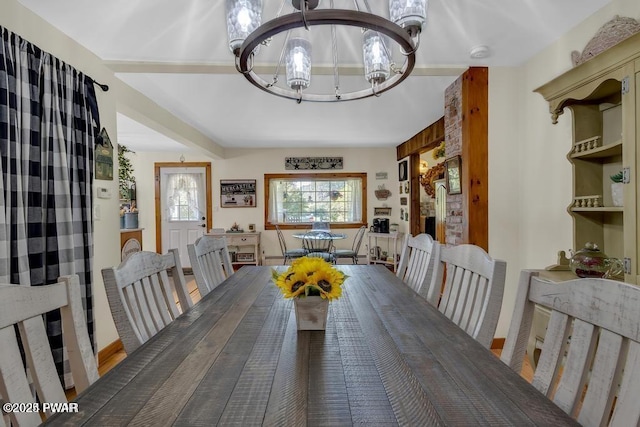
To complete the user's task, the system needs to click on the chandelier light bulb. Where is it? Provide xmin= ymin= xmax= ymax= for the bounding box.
xmin=225 ymin=0 xmax=262 ymax=54
xmin=363 ymin=30 xmax=391 ymax=85
xmin=286 ymin=37 xmax=312 ymax=91
xmin=389 ymin=0 xmax=428 ymax=37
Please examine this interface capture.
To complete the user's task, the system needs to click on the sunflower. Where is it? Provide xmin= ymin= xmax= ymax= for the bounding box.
xmin=274 ymin=269 xmax=308 ymax=298
xmin=308 ymin=264 xmax=345 ymax=300
xmin=272 ymin=256 xmax=347 ymax=300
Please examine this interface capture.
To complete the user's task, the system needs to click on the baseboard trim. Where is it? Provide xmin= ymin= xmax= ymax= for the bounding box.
xmin=98 ymin=339 xmax=123 ymax=366
xmin=491 ymin=337 xmax=505 ymax=350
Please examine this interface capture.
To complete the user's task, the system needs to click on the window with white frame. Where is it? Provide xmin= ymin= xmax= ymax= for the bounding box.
xmin=265 ymin=173 xmax=367 ymax=229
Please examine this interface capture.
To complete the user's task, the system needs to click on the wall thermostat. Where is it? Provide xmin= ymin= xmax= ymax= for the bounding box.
xmin=97 ymin=187 xmax=112 ymax=199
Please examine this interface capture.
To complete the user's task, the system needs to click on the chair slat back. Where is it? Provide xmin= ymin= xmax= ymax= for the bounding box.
xmin=102 ymin=250 xmax=192 ymax=354
xmin=396 ymin=233 xmax=443 ymax=305
xmin=188 ymin=235 xmax=234 ymax=296
xmin=438 ymin=244 xmax=506 ymax=348
xmin=501 ymin=271 xmax=640 ymax=427
xmin=0 ymin=275 xmax=98 ymax=426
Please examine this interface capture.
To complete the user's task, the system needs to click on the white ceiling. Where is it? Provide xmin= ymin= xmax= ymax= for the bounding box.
xmin=18 ymin=0 xmax=611 ymax=152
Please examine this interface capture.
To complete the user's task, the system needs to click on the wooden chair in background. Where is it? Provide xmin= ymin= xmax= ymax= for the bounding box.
xmin=188 ymin=235 xmax=234 ymax=296
xmin=437 ymin=244 xmax=506 ymax=349
xmin=501 ymin=271 xmax=640 ymax=427
xmin=0 ymin=275 xmax=99 ymax=426
xmin=396 ymin=233 xmax=443 ymax=305
xmin=101 ymin=249 xmax=192 ymax=355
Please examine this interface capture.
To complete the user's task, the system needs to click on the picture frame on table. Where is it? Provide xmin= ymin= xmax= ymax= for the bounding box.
xmin=445 ymin=155 xmax=462 ymax=195
xmin=398 ymin=160 xmax=408 ymax=181
xmin=220 ymin=179 xmax=257 ymax=208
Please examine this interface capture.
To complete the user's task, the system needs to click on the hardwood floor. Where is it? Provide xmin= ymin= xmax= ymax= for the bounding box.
xmin=69 ymin=276 xmax=535 ymax=400
xmin=491 ymin=348 xmax=534 ymax=383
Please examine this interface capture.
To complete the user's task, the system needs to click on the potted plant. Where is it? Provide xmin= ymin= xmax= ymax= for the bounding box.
xmin=272 ymin=257 xmax=347 ymax=330
xmin=118 ymin=145 xmax=138 ymax=228
xmin=610 ymin=171 xmax=623 ymax=207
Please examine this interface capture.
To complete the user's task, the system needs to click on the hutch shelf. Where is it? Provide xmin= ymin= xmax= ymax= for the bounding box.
xmin=535 ymin=31 xmax=640 ymax=284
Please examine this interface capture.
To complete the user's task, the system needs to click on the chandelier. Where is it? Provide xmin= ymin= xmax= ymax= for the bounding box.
xmin=225 ymin=0 xmax=427 ymax=103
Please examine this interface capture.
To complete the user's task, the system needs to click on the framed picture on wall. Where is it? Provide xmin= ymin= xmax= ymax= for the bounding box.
xmin=445 ymin=155 xmax=462 ymax=195
xmin=398 ymin=160 xmax=408 ymax=181
xmin=220 ymin=179 xmax=257 ymax=207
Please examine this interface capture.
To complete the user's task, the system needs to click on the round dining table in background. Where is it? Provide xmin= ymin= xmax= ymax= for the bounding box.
xmin=292 ymin=232 xmax=347 ymax=240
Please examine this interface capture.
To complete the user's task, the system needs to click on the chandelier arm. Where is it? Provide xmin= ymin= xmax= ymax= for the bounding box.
xmin=371 ymin=81 xmax=381 ymax=97
xmin=300 ymin=1 xmax=310 ymax=31
xmin=235 ymin=54 xmax=255 ymax=74
xmin=400 ymin=33 xmax=421 ymax=56
xmin=238 ymin=10 xmax=416 ymax=102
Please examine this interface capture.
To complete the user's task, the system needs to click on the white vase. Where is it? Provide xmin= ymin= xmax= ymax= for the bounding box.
xmin=293 ymin=296 xmax=329 ymax=330
xmin=611 ymin=182 xmax=623 ymax=207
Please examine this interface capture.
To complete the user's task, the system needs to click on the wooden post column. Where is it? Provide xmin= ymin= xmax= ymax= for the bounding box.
xmin=461 ymin=67 xmax=488 ymax=250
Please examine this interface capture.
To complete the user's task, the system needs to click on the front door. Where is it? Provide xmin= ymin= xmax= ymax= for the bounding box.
xmin=155 ymin=163 xmax=212 ymax=268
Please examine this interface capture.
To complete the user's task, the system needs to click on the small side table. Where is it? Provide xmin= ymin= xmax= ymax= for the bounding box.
xmin=367 ymin=231 xmax=404 ymax=272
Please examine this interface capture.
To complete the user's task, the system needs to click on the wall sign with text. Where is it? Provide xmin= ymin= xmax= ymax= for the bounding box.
xmin=285 ymin=157 xmax=343 ymax=170
xmin=220 ymin=179 xmax=256 ymax=208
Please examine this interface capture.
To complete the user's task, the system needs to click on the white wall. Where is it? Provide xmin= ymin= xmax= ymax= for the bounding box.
xmin=489 ymin=0 xmax=640 ymax=337
xmin=131 ymin=148 xmax=402 ymax=260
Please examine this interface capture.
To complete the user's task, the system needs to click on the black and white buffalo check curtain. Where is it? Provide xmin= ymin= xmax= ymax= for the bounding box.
xmin=0 ymin=26 xmax=99 ymax=387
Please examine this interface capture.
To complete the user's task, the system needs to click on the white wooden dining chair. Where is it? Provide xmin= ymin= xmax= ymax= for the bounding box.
xmin=101 ymin=249 xmax=192 ymax=355
xmin=437 ymin=244 xmax=506 ymax=349
xmin=501 ymin=271 xmax=640 ymax=427
xmin=0 ymin=275 xmax=99 ymax=427
xmin=188 ymin=235 xmax=234 ymax=296
xmin=396 ymin=233 xmax=443 ymax=305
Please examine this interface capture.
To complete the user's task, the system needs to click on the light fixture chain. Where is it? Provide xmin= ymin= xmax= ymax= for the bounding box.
xmin=268 ymin=30 xmax=292 ymax=88
xmin=275 ymin=0 xmax=286 ymax=18
xmin=330 ymin=0 xmax=341 ymax=98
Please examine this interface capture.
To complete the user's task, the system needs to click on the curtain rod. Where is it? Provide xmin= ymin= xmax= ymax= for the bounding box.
xmin=92 ymin=79 xmax=109 ymax=92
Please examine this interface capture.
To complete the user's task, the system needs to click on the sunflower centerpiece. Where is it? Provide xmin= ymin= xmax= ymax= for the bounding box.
xmin=272 ymin=257 xmax=347 ymax=330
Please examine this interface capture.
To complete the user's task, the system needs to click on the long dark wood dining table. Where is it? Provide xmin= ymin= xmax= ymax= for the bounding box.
xmin=47 ymin=265 xmax=578 ymax=426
